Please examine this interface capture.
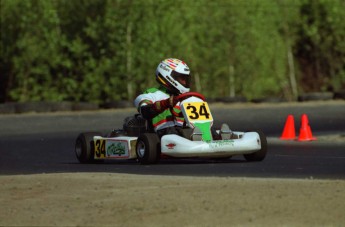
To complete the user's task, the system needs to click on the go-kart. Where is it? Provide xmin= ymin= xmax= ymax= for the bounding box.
xmin=75 ymin=92 xmax=267 ymax=164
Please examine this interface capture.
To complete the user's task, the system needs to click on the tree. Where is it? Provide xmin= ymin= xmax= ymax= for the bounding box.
xmin=294 ymin=0 xmax=345 ymax=92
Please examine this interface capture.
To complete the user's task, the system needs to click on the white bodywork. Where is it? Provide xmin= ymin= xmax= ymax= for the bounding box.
xmin=161 ymin=132 xmax=261 ymax=158
xmin=93 ymin=131 xmax=262 ymax=160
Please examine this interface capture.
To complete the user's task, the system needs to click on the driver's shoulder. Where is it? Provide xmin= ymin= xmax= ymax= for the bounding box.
xmin=143 ymin=87 xmax=159 ymax=94
xmin=143 ymin=87 xmax=168 ymax=96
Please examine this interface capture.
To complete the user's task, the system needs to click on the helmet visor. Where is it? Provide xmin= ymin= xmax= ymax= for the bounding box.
xmin=171 ymin=71 xmax=191 ymax=88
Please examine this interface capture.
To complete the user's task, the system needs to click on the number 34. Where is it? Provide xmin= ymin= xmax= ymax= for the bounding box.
xmin=186 ymin=104 xmax=210 ymax=120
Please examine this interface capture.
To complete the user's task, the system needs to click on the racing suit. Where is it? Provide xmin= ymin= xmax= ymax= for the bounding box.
xmin=134 ymin=86 xmax=184 ymax=137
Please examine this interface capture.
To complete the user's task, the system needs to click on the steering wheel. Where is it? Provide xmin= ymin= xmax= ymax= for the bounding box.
xmin=176 ymin=92 xmax=205 ymax=102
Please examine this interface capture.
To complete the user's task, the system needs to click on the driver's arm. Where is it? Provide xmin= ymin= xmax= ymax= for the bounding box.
xmin=139 ymin=96 xmax=178 ymax=119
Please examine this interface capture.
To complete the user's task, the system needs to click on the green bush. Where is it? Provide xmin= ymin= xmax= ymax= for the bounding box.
xmin=1 ymin=0 xmax=344 ymax=103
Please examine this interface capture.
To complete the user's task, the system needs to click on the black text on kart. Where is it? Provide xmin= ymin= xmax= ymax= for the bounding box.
xmin=75 ymin=92 xmax=267 ymax=164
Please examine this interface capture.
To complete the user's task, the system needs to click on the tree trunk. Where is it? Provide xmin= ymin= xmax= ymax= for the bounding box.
xmin=229 ymin=65 xmax=235 ymax=97
xmin=287 ymin=45 xmax=298 ymax=100
xmin=126 ymin=21 xmax=133 ymax=100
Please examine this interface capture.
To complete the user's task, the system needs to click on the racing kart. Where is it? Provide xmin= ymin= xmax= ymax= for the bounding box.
xmin=75 ymin=92 xmax=267 ymax=164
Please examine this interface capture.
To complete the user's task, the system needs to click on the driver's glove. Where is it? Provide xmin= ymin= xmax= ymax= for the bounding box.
xmin=153 ymin=95 xmax=178 ymax=113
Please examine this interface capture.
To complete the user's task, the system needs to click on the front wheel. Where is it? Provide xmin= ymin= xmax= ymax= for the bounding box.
xmin=244 ymin=131 xmax=267 ymax=162
xmin=136 ymin=133 xmax=161 ymax=165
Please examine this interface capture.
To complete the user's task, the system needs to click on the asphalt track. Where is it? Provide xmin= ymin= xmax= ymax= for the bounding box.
xmin=0 ymin=101 xmax=344 ymax=179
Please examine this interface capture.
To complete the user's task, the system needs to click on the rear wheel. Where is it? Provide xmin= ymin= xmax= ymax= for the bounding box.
xmin=244 ymin=131 xmax=267 ymax=162
xmin=75 ymin=132 xmax=102 ymax=163
xmin=136 ymin=133 xmax=160 ymax=165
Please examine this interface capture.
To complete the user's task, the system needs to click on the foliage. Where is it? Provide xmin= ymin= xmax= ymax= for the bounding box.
xmin=1 ymin=0 xmax=344 ymax=103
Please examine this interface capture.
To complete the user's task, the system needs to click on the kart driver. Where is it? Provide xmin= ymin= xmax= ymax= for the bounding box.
xmin=134 ymin=58 xmax=191 ymax=138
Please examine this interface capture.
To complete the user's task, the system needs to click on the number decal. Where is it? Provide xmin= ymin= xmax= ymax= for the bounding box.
xmin=183 ymin=102 xmax=212 ymax=121
xmin=186 ymin=105 xmax=199 ymax=119
xmin=182 ymin=101 xmax=213 ymax=141
xmin=94 ymin=139 xmax=106 ymax=158
xmin=199 ymin=104 xmax=210 ymax=119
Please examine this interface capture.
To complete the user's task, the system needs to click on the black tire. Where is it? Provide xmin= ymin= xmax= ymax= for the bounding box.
xmin=136 ymin=133 xmax=161 ymax=165
xmin=75 ymin=132 xmax=102 ymax=163
xmin=244 ymin=131 xmax=267 ymax=162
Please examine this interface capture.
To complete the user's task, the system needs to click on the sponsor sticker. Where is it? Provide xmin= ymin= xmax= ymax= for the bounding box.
xmin=166 ymin=143 xmax=176 ymax=149
xmin=94 ymin=138 xmax=131 ymax=159
xmin=106 ymin=140 xmax=129 ymax=158
xmin=159 ymin=64 xmax=170 ymax=72
xmin=207 ymin=140 xmax=234 ymax=149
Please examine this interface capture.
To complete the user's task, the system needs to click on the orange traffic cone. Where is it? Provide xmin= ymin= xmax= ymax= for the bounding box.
xmin=280 ymin=115 xmax=296 ymax=140
xmin=298 ymin=114 xmax=317 ymax=141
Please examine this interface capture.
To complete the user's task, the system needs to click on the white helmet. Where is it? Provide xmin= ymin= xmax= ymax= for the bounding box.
xmin=155 ymin=58 xmax=191 ymax=94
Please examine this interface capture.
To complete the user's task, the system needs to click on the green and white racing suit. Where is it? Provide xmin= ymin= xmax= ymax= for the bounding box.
xmin=134 ymin=87 xmax=184 ymax=132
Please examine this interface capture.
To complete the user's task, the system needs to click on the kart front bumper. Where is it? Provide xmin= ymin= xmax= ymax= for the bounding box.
xmin=161 ymin=132 xmax=262 ymax=158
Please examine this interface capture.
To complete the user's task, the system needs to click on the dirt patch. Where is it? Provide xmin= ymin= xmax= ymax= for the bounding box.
xmin=1 ymin=173 xmax=344 ymax=226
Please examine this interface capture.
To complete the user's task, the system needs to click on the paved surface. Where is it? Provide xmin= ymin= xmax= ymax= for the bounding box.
xmin=0 ymin=101 xmax=344 ymax=179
